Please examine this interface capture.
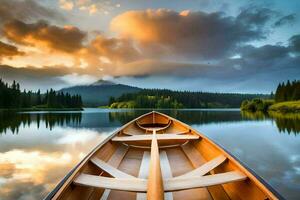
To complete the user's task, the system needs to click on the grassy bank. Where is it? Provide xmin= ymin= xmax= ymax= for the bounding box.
xmin=268 ymin=101 xmax=300 ymax=113
xmin=240 ymin=99 xmax=274 ymax=112
xmin=241 ymin=99 xmax=300 ymax=114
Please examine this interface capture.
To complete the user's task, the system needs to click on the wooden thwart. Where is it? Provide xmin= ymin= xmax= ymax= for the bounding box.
xmin=73 ymin=171 xmax=246 ymax=192
xmin=74 ymin=174 xmax=147 ymax=192
xmin=112 ymin=134 xmax=199 ymax=142
xmin=174 ymin=155 xmax=227 ymax=179
xmin=164 ymin=171 xmax=247 ymax=191
xmin=90 ymin=157 xmax=134 ymax=179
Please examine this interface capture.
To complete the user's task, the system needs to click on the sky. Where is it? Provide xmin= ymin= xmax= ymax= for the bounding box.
xmin=0 ymin=0 xmax=299 ymax=93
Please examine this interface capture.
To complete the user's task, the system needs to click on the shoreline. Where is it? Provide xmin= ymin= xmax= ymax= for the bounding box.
xmin=0 ymin=107 xmax=83 ymax=112
xmin=241 ymin=100 xmax=300 ymax=114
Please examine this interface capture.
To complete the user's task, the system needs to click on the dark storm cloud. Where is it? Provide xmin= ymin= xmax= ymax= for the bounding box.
xmin=3 ymin=20 xmax=87 ymax=53
xmin=0 ymin=0 xmax=64 ymax=25
xmin=111 ymin=7 xmax=276 ymax=60
xmin=289 ymin=34 xmax=300 ymax=52
xmin=237 ymin=6 xmax=277 ymax=27
xmin=239 ymin=45 xmax=289 ymax=60
xmin=0 ymin=41 xmax=24 ymax=59
xmin=274 ymin=14 xmax=296 ymax=27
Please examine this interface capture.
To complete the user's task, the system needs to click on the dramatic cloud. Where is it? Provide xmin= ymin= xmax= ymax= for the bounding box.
xmin=236 ymin=6 xmax=276 ymax=27
xmin=88 ymin=35 xmax=141 ymax=63
xmin=0 ymin=0 xmax=63 ymax=25
xmin=60 ymin=0 xmax=121 ymax=15
xmin=111 ymin=59 xmax=214 ymax=77
xmin=3 ymin=20 xmax=86 ymax=53
xmin=239 ymin=45 xmax=289 ymax=61
xmin=274 ymin=14 xmax=296 ymax=27
xmin=111 ymin=8 xmax=271 ymax=60
xmin=289 ymin=34 xmax=300 ymax=52
xmin=0 ymin=3 xmax=299 ymax=93
xmin=59 ymin=0 xmax=74 ymax=11
xmin=0 ymin=41 xmax=24 ymax=59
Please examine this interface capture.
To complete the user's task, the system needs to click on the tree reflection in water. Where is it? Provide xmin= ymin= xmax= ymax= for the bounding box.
xmin=1 ymin=109 xmax=300 ymax=135
xmin=0 ymin=112 xmax=82 ymax=134
xmin=241 ymin=111 xmax=300 ymax=135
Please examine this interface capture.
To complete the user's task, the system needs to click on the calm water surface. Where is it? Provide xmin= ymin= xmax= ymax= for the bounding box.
xmin=0 ymin=108 xmax=300 ymax=199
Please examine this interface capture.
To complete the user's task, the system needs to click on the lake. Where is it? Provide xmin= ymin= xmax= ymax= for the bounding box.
xmin=0 ymin=108 xmax=299 ymax=199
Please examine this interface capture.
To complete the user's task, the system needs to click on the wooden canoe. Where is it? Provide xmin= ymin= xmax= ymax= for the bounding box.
xmin=45 ymin=111 xmax=282 ymax=200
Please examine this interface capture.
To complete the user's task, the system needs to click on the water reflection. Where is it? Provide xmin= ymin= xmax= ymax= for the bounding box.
xmin=0 ymin=111 xmax=113 ymax=200
xmin=0 ymin=112 xmax=82 ymax=134
xmin=108 ymin=109 xmax=249 ymax=125
xmin=241 ymin=111 xmax=300 ymax=135
xmin=0 ymin=109 xmax=300 ymax=199
xmin=1 ymin=110 xmax=300 ymax=135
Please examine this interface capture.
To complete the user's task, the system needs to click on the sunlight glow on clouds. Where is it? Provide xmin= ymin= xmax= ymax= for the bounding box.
xmin=59 ymin=0 xmax=74 ymax=11
xmin=0 ymin=0 xmax=299 ymax=92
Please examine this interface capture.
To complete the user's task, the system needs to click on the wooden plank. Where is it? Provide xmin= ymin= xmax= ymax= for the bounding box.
xmin=90 ymin=157 xmax=134 ymax=179
xmin=174 ymin=155 xmax=227 ymax=179
xmin=96 ymin=144 xmax=129 ymax=200
xmin=147 ymin=130 xmax=164 ymax=200
xmin=181 ymin=143 xmax=230 ymax=200
xmin=74 ymin=174 xmax=147 ymax=192
xmin=112 ymin=134 xmax=199 ymax=142
xmin=166 ymin=148 xmax=212 ymax=200
xmin=109 ymin=149 xmax=144 ymax=200
xmin=181 ymin=143 xmax=207 ymax=167
xmin=136 ymin=151 xmax=150 ymax=200
xmin=164 ymin=171 xmax=247 ymax=191
xmin=160 ymin=151 xmax=173 ymax=200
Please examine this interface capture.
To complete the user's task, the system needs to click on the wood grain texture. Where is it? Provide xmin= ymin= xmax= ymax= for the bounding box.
xmin=90 ymin=157 xmax=134 ymax=179
xmin=136 ymin=151 xmax=150 ymax=200
xmin=73 ymin=174 xmax=147 ymax=192
xmin=164 ymin=171 xmax=247 ymax=191
xmin=174 ymin=155 xmax=227 ymax=179
xmin=160 ymin=151 xmax=173 ymax=200
xmin=112 ymin=134 xmax=199 ymax=142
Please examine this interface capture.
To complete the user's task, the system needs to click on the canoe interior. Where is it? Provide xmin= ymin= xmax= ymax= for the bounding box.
xmin=51 ymin=111 xmax=279 ymax=200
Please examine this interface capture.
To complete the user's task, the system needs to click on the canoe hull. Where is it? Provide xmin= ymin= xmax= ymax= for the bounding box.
xmin=45 ymin=111 xmax=282 ymax=200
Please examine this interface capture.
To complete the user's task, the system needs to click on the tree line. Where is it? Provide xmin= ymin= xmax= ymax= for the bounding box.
xmin=109 ymin=89 xmax=268 ymax=108
xmin=275 ymin=80 xmax=300 ymax=102
xmin=0 ymin=79 xmax=83 ymax=109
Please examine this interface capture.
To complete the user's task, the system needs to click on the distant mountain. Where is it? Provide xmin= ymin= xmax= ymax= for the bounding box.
xmin=60 ymin=80 xmax=141 ymax=106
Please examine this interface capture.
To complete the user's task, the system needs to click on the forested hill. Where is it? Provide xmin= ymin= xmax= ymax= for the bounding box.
xmin=60 ymin=80 xmax=141 ymax=106
xmin=109 ymin=89 xmax=269 ymax=108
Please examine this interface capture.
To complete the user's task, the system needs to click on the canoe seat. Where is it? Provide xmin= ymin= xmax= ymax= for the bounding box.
xmin=73 ymin=171 xmax=246 ymax=192
xmin=90 ymin=157 xmax=135 ymax=179
xmin=136 ymin=120 xmax=172 ymax=132
xmin=112 ymin=134 xmax=199 ymax=142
